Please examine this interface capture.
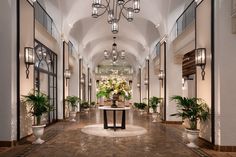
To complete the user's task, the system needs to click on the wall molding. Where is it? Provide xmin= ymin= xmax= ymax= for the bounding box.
xmin=0 ymin=141 xmax=17 ymax=147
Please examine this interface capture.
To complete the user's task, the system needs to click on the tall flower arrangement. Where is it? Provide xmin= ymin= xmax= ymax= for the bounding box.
xmin=96 ymin=77 xmax=132 ymax=100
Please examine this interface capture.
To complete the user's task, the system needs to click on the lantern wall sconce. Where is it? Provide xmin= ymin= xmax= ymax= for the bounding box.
xmin=144 ymin=79 xmax=148 ymax=85
xmin=24 ymin=47 xmax=35 ymax=79
xmin=81 ymin=77 xmax=85 ymax=84
xmin=137 ymin=83 xmax=140 ymax=88
xmin=195 ymin=48 xmax=206 ymax=80
xmin=64 ymin=69 xmax=71 ymax=85
xmin=89 ymin=82 xmax=92 ymax=87
xmin=158 ymin=70 xmax=165 ymax=87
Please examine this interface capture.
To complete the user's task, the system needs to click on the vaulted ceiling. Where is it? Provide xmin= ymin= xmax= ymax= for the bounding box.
xmin=38 ymin=0 xmax=191 ymax=70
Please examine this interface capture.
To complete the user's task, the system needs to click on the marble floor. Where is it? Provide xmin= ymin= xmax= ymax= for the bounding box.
xmin=0 ymin=109 xmax=236 ymax=157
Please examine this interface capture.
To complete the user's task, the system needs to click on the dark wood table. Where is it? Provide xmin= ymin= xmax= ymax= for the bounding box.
xmin=98 ymin=106 xmax=130 ymax=131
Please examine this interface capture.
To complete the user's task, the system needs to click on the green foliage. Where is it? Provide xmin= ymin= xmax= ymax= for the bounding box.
xmin=170 ymin=95 xmax=209 ymax=130
xmin=22 ymin=91 xmax=51 ymax=125
xmin=90 ymin=101 xmax=96 ymax=106
xmin=133 ymin=102 xmax=139 ymax=108
xmin=65 ymin=96 xmax=80 ymax=111
xmin=81 ymin=101 xmax=90 ymax=109
xmin=149 ymin=97 xmax=161 ymax=112
xmin=133 ymin=102 xmax=147 ymax=110
xmin=96 ymin=90 xmax=110 ymax=99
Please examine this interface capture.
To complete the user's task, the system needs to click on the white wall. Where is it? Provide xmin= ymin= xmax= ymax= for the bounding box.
xmin=19 ymin=0 xmax=34 ymax=138
xmin=215 ymin=0 xmax=236 ymax=146
xmin=196 ymin=0 xmax=212 ymax=143
xmin=149 ymin=59 xmax=160 ymax=98
xmin=0 ymin=0 xmax=17 ymax=142
xmin=166 ymin=40 xmax=183 ymax=121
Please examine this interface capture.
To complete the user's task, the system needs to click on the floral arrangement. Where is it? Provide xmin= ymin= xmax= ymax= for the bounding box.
xmin=96 ymin=77 xmax=132 ymax=100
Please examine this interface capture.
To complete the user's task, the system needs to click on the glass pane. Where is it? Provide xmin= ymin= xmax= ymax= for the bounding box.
xmin=39 ymin=73 xmax=48 ymax=94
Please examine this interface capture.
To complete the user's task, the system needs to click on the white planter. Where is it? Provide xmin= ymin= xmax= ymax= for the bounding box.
xmin=32 ymin=125 xmax=46 ymax=144
xmin=139 ymin=109 xmax=145 ymax=115
xmin=84 ymin=108 xmax=89 ymax=114
xmin=185 ymin=129 xmax=200 ymax=148
xmin=152 ymin=112 xmax=158 ymax=122
xmin=69 ymin=111 xmax=77 ymax=122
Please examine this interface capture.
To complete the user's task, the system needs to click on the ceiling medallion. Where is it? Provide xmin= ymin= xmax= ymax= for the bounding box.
xmin=92 ymin=0 xmax=140 ymax=34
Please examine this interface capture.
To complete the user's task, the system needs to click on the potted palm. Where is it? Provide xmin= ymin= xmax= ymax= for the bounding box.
xmin=65 ymin=96 xmax=80 ymax=122
xmin=81 ymin=101 xmax=90 ymax=113
xmin=22 ymin=91 xmax=51 ymax=144
xmin=149 ymin=97 xmax=161 ymax=122
xmin=170 ymin=95 xmax=209 ymax=148
xmin=134 ymin=102 xmax=147 ymax=115
xmin=90 ymin=101 xmax=96 ymax=108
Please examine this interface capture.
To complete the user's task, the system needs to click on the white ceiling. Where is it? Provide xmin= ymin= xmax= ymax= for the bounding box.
xmin=39 ymin=0 xmax=191 ymax=69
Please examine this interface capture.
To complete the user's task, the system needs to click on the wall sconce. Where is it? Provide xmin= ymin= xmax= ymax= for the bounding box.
xmin=137 ymin=83 xmax=140 ymax=88
xmin=144 ymin=79 xmax=148 ymax=85
xmin=24 ymin=47 xmax=35 ymax=79
xmin=158 ymin=70 xmax=165 ymax=87
xmin=81 ymin=77 xmax=85 ymax=84
xmin=195 ymin=48 xmax=206 ymax=80
xmin=89 ymin=82 xmax=92 ymax=87
xmin=182 ymin=78 xmax=185 ymax=90
xmin=64 ymin=69 xmax=71 ymax=85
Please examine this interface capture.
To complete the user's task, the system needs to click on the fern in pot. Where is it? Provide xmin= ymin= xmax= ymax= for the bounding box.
xmin=170 ymin=95 xmax=209 ymax=148
xmin=22 ymin=91 xmax=51 ymax=144
xmin=65 ymin=96 xmax=80 ymax=122
xmin=81 ymin=101 xmax=90 ymax=113
xmin=149 ymin=97 xmax=161 ymax=122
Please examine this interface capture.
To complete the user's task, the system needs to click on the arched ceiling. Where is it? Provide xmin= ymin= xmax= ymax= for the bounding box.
xmin=41 ymin=0 xmax=191 ymax=69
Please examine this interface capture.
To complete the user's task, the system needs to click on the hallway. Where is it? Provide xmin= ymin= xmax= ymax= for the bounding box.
xmin=1 ymin=0 xmax=236 ymax=155
xmin=0 ymin=109 xmax=227 ymax=157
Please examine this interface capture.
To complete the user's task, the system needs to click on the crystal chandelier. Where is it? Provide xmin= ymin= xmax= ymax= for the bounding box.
xmin=92 ymin=0 xmax=140 ymax=34
xmin=104 ymin=37 xmax=125 ymax=63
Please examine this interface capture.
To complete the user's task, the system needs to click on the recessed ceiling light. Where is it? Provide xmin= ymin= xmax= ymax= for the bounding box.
xmin=69 ymin=23 xmax=73 ymax=28
xmin=155 ymin=24 xmax=160 ymax=28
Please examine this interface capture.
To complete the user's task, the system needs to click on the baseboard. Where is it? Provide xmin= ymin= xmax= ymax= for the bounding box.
xmin=214 ymin=145 xmax=236 ymax=152
xmin=199 ymin=137 xmax=236 ymax=152
xmin=0 ymin=141 xmax=17 ymax=147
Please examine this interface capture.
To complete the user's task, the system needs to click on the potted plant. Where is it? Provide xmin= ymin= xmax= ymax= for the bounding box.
xmin=90 ymin=101 xmax=96 ymax=108
xmin=149 ymin=96 xmax=161 ymax=122
xmin=134 ymin=102 xmax=147 ymax=115
xmin=96 ymin=77 xmax=131 ymax=108
xmin=22 ymin=91 xmax=51 ymax=144
xmin=170 ymin=95 xmax=209 ymax=148
xmin=133 ymin=102 xmax=139 ymax=110
xmin=65 ymin=96 xmax=80 ymax=122
xmin=81 ymin=101 xmax=90 ymax=113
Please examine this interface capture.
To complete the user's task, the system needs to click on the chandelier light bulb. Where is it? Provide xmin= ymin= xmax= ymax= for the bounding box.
xmin=92 ymin=7 xmax=99 ymax=18
xmin=118 ymin=0 xmax=125 ymax=5
xmin=120 ymin=51 xmax=125 ymax=59
xmin=112 ymin=20 xmax=119 ymax=34
xmin=108 ymin=10 xmax=114 ymax=24
xmin=127 ymin=8 xmax=134 ymax=22
xmin=93 ymin=0 xmax=102 ymax=8
xmin=133 ymin=0 xmax=140 ymax=13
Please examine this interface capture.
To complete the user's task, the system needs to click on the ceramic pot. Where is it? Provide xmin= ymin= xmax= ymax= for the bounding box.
xmin=139 ymin=109 xmax=145 ymax=115
xmin=69 ymin=111 xmax=77 ymax=122
xmin=152 ymin=112 xmax=158 ymax=122
xmin=185 ymin=129 xmax=200 ymax=148
xmin=32 ymin=125 xmax=46 ymax=144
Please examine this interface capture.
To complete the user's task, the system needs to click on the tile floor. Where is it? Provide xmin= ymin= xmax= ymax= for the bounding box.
xmin=0 ymin=109 xmax=236 ymax=157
